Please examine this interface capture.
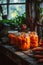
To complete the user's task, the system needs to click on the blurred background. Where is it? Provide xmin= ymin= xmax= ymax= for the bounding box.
xmin=0 ymin=0 xmax=43 ymax=40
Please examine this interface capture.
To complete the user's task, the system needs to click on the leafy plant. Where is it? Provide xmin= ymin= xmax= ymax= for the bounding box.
xmin=0 ymin=12 xmax=26 ymax=28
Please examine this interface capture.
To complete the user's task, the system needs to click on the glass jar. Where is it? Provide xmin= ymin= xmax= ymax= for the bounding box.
xmin=39 ymin=38 xmax=43 ymax=47
xmin=30 ymin=32 xmax=38 ymax=48
xmin=18 ymin=32 xmax=30 ymax=50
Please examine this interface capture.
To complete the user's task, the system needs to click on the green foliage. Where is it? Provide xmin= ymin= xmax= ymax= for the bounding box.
xmin=0 ymin=12 xmax=26 ymax=27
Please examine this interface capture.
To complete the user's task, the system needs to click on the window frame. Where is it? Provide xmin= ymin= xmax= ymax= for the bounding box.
xmin=0 ymin=0 xmax=26 ymax=19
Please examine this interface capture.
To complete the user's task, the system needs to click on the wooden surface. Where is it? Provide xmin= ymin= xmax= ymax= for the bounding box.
xmin=0 ymin=45 xmax=43 ymax=65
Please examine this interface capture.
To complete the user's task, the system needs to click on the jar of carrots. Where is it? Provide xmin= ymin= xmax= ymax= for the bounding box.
xmin=17 ymin=32 xmax=30 ymax=50
xmin=29 ymin=31 xmax=38 ymax=48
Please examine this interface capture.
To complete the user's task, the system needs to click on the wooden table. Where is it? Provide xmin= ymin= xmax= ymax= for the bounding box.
xmin=0 ymin=45 xmax=42 ymax=65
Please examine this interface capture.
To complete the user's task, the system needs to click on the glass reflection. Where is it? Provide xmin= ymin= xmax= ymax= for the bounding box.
xmin=2 ymin=5 xmax=7 ymax=15
xmin=0 ymin=0 xmax=7 ymax=4
xmin=8 ymin=5 xmax=25 ymax=19
xmin=10 ymin=0 xmax=25 ymax=3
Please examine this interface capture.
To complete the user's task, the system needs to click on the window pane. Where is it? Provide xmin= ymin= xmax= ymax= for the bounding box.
xmin=32 ymin=3 xmax=35 ymax=19
xmin=2 ymin=5 xmax=7 ymax=15
xmin=40 ymin=3 xmax=43 ymax=15
xmin=40 ymin=3 xmax=43 ymax=23
xmin=0 ymin=13 xmax=2 ymax=20
xmin=0 ymin=0 xmax=7 ymax=4
xmin=8 ymin=5 xmax=25 ymax=19
xmin=10 ymin=0 xmax=26 ymax=3
xmin=0 ymin=0 xmax=1 ymax=4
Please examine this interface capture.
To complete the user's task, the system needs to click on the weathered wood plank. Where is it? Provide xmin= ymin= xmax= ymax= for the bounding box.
xmin=0 ymin=45 xmax=42 ymax=65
